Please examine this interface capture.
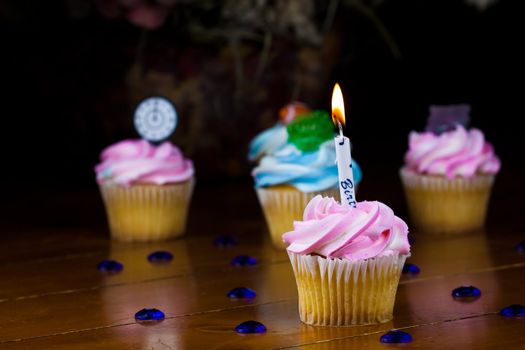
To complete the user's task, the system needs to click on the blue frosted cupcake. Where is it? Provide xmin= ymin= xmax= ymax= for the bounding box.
xmin=251 ymin=107 xmax=362 ymax=249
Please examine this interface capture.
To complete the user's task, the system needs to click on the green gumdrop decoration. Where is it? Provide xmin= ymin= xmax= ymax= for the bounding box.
xmin=286 ymin=110 xmax=334 ymax=152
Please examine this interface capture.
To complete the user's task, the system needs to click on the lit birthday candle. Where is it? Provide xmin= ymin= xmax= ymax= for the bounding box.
xmin=331 ymin=83 xmax=356 ymax=207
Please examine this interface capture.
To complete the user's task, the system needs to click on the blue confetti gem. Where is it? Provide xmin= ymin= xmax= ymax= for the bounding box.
xmin=452 ymin=286 xmax=481 ymax=298
xmin=402 ymin=263 xmax=420 ymax=274
xmin=147 ymin=251 xmax=173 ymax=263
xmin=228 ymin=287 xmax=257 ymax=299
xmin=231 ymin=255 xmax=257 ymax=266
xmin=135 ymin=308 xmax=165 ymax=322
xmin=97 ymin=260 xmax=123 ymax=273
xmin=514 ymin=240 xmax=525 ymax=253
xmin=214 ymin=235 xmax=238 ymax=247
xmin=380 ymin=330 xmax=413 ymax=343
xmin=500 ymin=304 xmax=525 ymax=317
xmin=235 ymin=320 xmax=266 ymax=334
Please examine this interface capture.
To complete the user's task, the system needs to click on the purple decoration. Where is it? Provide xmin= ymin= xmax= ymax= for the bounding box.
xmin=97 ymin=260 xmax=123 ymax=274
xmin=380 ymin=330 xmax=413 ymax=343
xmin=214 ymin=235 xmax=238 ymax=247
xmin=235 ymin=320 xmax=266 ymax=334
xmin=514 ymin=240 xmax=525 ymax=253
xmin=228 ymin=287 xmax=257 ymax=299
xmin=452 ymin=286 xmax=481 ymax=299
xmin=425 ymin=104 xmax=471 ymax=135
xmin=231 ymin=255 xmax=257 ymax=266
xmin=402 ymin=263 xmax=420 ymax=274
xmin=500 ymin=304 xmax=525 ymax=317
xmin=135 ymin=308 xmax=165 ymax=322
xmin=147 ymin=251 xmax=173 ymax=263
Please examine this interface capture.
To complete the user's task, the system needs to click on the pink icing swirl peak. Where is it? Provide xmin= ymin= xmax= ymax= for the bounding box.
xmin=95 ymin=139 xmax=194 ymax=186
xmin=283 ymin=196 xmax=410 ymax=260
xmin=404 ymin=125 xmax=500 ymax=179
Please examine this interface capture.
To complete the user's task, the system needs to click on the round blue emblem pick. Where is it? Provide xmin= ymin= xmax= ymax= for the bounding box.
xmin=134 ymin=96 xmax=178 ymax=142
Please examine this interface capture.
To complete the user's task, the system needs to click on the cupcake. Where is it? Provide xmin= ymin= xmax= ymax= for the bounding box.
xmin=251 ymin=106 xmax=362 ymax=249
xmin=95 ymin=139 xmax=195 ymax=242
xmin=283 ymin=195 xmax=411 ymax=326
xmin=400 ymin=104 xmax=501 ymax=234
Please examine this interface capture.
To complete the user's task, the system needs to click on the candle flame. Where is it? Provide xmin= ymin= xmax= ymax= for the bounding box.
xmin=331 ymin=83 xmax=345 ymax=126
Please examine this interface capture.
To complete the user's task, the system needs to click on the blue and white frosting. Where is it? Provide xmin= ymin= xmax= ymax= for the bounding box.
xmin=253 ymin=140 xmax=362 ymax=192
xmin=248 ymin=123 xmax=288 ymax=161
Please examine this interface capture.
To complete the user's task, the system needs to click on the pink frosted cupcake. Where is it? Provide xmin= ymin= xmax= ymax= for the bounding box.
xmin=400 ymin=105 xmax=501 ymax=234
xmin=283 ymin=195 xmax=410 ymax=326
xmin=96 ymin=139 xmax=195 ymax=242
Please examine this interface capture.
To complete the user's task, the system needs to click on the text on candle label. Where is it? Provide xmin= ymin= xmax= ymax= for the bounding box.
xmin=340 ymin=179 xmax=357 ymax=207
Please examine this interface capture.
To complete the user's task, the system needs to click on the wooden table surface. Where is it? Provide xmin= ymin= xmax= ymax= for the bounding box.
xmin=1 ymin=170 xmax=524 ymax=349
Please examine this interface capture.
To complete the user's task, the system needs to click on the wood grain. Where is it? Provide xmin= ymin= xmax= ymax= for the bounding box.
xmin=0 ymin=183 xmax=524 ymax=349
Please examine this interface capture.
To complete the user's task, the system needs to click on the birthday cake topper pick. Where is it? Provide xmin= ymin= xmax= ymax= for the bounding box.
xmin=425 ymin=104 xmax=471 ymax=135
xmin=134 ymin=96 xmax=178 ymax=143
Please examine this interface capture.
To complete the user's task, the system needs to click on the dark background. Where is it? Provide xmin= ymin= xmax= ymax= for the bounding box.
xmin=0 ymin=0 xmax=523 ymax=228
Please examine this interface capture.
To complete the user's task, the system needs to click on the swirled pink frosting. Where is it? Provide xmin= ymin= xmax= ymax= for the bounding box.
xmin=283 ymin=196 xmax=410 ymax=260
xmin=95 ymin=139 xmax=194 ymax=186
xmin=404 ymin=125 xmax=500 ymax=179
xmin=405 ymin=125 xmax=501 ymax=179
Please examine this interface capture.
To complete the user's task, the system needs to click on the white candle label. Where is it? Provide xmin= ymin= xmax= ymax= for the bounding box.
xmin=335 ymin=135 xmax=356 ymax=207
xmin=134 ymin=96 xmax=178 ymax=142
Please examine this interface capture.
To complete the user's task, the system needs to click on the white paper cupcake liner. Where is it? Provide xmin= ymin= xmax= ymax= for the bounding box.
xmin=399 ymin=167 xmax=494 ymax=191
xmin=99 ymin=178 xmax=195 ymax=242
xmin=399 ymin=167 xmax=495 ymax=233
xmin=288 ymin=251 xmax=407 ymax=326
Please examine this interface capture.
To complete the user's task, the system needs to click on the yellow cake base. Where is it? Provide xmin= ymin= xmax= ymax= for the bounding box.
xmin=400 ymin=168 xmax=495 ymax=234
xmin=99 ymin=178 xmax=195 ymax=242
xmin=256 ymin=185 xmax=339 ymax=249
xmin=288 ymin=252 xmax=407 ymax=326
